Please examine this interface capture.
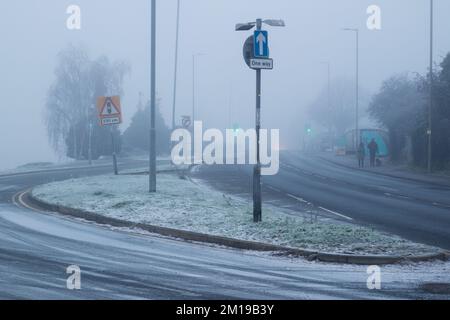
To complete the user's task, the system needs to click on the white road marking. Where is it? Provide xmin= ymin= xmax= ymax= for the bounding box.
xmin=287 ymin=194 xmax=308 ymax=204
xmin=318 ymin=207 xmax=353 ymax=221
xmin=267 ymin=186 xmax=281 ymax=193
xmin=433 ymin=202 xmax=450 ymax=208
xmin=265 ymin=200 xmax=284 ymax=204
xmin=12 ymin=190 xmax=40 ymax=212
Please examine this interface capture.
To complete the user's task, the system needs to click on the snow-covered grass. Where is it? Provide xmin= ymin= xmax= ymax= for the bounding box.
xmin=32 ymin=173 xmax=440 ymax=256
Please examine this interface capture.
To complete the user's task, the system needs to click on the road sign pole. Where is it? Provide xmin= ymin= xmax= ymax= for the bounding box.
xmin=110 ymin=126 xmax=118 ymax=175
xmin=237 ymin=18 xmax=284 ymax=223
xmin=253 ymin=18 xmax=263 ymax=223
xmin=428 ymin=0 xmax=434 ymax=173
xmin=88 ymin=121 xmax=93 ymax=166
xmin=254 ymin=68 xmax=262 ymax=223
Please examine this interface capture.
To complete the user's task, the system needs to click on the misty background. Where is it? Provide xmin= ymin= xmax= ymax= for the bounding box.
xmin=1 ymin=0 xmax=450 ymax=170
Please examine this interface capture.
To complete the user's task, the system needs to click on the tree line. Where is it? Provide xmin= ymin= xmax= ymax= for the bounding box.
xmin=369 ymin=53 xmax=450 ymax=169
xmin=306 ymin=53 xmax=450 ymax=171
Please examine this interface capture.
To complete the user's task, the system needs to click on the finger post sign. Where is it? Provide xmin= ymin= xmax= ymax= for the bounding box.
xmin=97 ymin=96 xmax=122 ymax=126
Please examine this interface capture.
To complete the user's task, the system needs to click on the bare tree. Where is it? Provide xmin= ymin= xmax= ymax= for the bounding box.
xmin=307 ymin=77 xmax=370 ymax=136
xmin=45 ymin=45 xmax=130 ymax=160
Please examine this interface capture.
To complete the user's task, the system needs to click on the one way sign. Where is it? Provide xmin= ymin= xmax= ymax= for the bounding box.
xmin=254 ymin=30 xmax=269 ymax=58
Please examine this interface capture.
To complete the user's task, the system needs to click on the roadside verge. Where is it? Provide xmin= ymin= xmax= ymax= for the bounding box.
xmin=23 ymin=173 xmax=449 ymax=265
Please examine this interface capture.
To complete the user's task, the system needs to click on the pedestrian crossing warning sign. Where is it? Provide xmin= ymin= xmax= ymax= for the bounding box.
xmin=97 ymin=96 xmax=122 ymax=126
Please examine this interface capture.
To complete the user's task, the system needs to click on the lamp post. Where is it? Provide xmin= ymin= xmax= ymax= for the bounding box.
xmin=428 ymin=0 xmax=434 ymax=173
xmin=321 ymin=61 xmax=333 ymax=148
xmin=235 ymin=18 xmax=285 ymax=222
xmin=149 ymin=0 xmax=157 ymax=193
xmin=343 ymin=28 xmax=359 ymax=151
xmin=171 ymin=0 xmax=181 ymax=130
xmin=192 ymin=53 xmax=205 ymax=123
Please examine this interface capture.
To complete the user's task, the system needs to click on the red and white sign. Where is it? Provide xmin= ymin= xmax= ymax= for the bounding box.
xmin=97 ymin=96 xmax=122 ymax=126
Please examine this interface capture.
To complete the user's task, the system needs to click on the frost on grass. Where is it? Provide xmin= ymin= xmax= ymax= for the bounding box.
xmin=32 ymin=173 xmax=438 ymax=256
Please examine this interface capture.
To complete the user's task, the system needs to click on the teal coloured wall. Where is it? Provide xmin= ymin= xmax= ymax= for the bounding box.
xmin=361 ymin=130 xmax=389 ymax=157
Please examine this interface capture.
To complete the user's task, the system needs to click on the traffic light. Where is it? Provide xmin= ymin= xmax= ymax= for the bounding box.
xmin=305 ymin=124 xmax=312 ymax=135
xmin=233 ymin=123 xmax=240 ymax=136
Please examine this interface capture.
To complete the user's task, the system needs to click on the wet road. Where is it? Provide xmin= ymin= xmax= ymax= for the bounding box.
xmin=193 ymin=151 xmax=450 ymax=249
xmin=0 ymin=159 xmax=449 ymax=299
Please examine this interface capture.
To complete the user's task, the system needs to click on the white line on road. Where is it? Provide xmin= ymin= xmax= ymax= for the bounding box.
xmin=287 ymin=194 xmax=309 ymax=204
xmin=12 ymin=190 xmax=40 ymax=213
xmin=318 ymin=207 xmax=353 ymax=221
xmin=433 ymin=202 xmax=450 ymax=208
xmin=267 ymin=186 xmax=282 ymax=193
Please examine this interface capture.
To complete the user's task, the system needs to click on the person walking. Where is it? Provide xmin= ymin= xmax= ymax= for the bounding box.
xmin=357 ymin=141 xmax=366 ymax=168
xmin=368 ymin=138 xmax=379 ymax=168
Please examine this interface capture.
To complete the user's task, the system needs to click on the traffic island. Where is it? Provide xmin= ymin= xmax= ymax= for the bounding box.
xmin=27 ymin=172 xmax=448 ymax=265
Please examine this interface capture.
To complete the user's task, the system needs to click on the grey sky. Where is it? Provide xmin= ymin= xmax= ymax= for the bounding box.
xmin=1 ymin=0 xmax=450 ymax=170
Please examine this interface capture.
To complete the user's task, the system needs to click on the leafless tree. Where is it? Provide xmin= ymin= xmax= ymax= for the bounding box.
xmin=45 ymin=44 xmax=130 ymax=159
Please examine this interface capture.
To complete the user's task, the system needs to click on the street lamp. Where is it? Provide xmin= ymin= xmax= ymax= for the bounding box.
xmin=149 ymin=0 xmax=157 ymax=193
xmin=343 ymin=28 xmax=359 ymax=151
xmin=428 ymin=0 xmax=434 ymax=173
xmin=235 ymin=18 xmax=285 ymax=223
xmin=320 ymin=61 xmax=332 ymax=147
xmin=235 ymin=19 xmax=285 ymax=31
xmin=171 ymin=0 xmax=181 ymax=130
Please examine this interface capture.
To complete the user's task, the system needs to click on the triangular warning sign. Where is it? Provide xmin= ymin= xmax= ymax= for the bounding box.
xmin=101 ymin=97 xmax=120 ymax=116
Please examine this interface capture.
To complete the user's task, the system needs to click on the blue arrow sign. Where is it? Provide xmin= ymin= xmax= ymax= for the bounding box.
xmin=254 ymin=30 xmax=269 ymax=58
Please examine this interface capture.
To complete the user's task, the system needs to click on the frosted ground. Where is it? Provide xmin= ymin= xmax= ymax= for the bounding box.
xmin=33 ymin=172 xmax=441 ymax=256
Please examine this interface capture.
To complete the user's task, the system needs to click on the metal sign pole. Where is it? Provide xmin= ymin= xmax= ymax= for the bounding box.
xmin=88 ymin=121 xmax=93 ymax=166
xmin=110 ymin=125 xmax=118 ymax=175
xmin=236 ymin=17 xmax=284 ymax=223
xmin=253 ymin=19 xmax=263 ymax=223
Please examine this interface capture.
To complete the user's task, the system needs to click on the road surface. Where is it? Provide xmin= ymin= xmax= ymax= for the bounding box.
xmin=193 ymin=151 xmax=450 ymax=250
xmin=0 ymin=159 xmax=449 ymax=299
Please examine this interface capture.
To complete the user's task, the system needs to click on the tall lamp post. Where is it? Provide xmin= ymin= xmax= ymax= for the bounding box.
xmin=428 ymin=0 xmax=434 ymax=173
xmin=192 ymin=53 xmax=205 ymax=123
xmin=343 ymin=28 xmax=359 ymax=151
xmin=149 ymin=0 xmax=157 ymax=193
xmin=321 ymin=61 xmax=332 ymax=142
xmin=171 ymin=0 xmax=181 ymax=130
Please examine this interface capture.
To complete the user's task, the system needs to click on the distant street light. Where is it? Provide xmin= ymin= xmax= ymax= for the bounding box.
xmin=343 ymin=28 xmax=359 ymax=151
xmin=192 ymin=53 xmax=205 ymax=123
xmin=320 ymin=61 xmax=333 ymax=146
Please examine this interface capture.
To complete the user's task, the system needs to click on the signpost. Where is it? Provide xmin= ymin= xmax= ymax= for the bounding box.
xmin=236 ymin=18 xmax=284 ymax=223
xmin=97 ymin=96 xmax=122 ymax=175
xmin=254 ymin=30 xmax=269 ymax=58
xmin=181 ymin=115 xmax=192 ymax=129
xmin=250 ymin=58 xmax=273 ymax=70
